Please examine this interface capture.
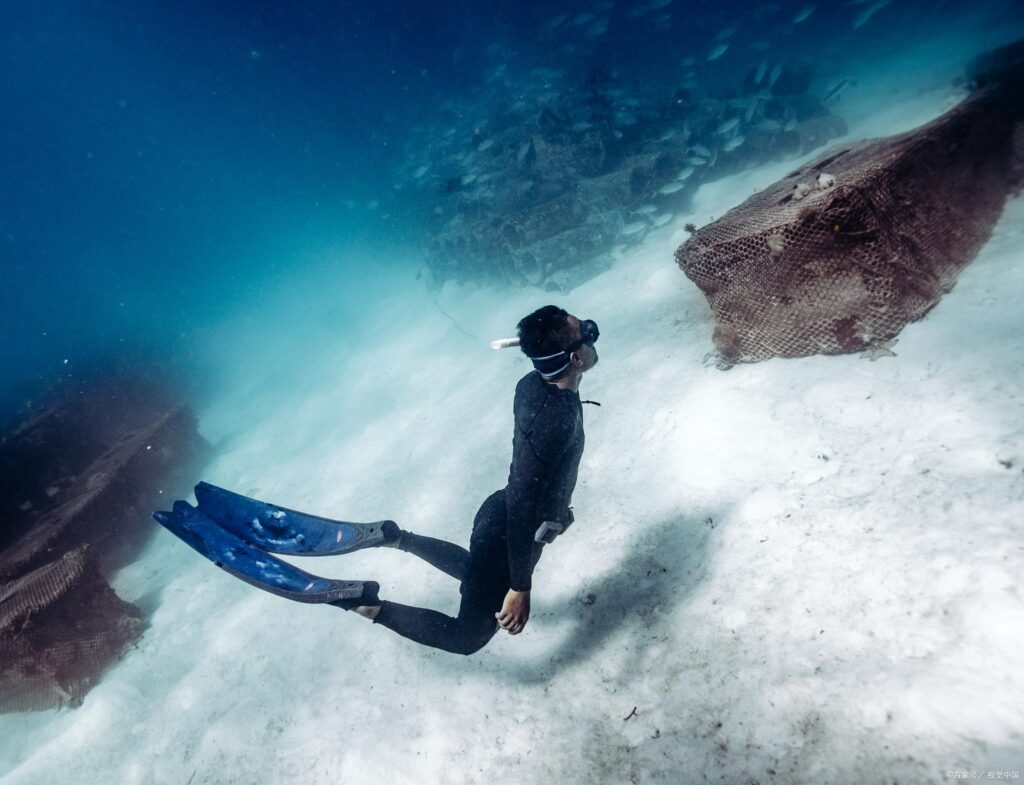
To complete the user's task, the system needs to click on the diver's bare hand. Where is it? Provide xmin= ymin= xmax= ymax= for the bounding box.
xmin=495 ymin=589 xmax=530 ymax=635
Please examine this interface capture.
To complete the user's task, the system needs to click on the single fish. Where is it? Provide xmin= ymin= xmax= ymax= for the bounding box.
xmin=723 ymin=135 xmax=746 ymax=151
xmin=681 ymin=56 xmax=698 ymax=67
xmin=783 ymin=117 xmax=798 ymax=131
xmin=635 ymin=204 xmax=658 ymax=214
xmin=768 ymin=62 xmax=783 ymax=87
xmin=676 ymin=166 xmax=695 ymax=180
xmin=716 ymin=117 xmax=740 ymax=135
xmin=477 ymin=138 xmax=494 ymax=151
xmin=715 ymin=25 xmax=738 ymax=41
xmin=824 ymin=77 xmax=854 ymax=102
xmin=653 ymin=212 xmax=674 ymax=227
xmin=754 ymin=60 xmax=768 ymax=85
xmin=573 ymin=12 xmax=594 ymax=25
xmin=853 ymin=0 xmax=892 ymax=29
xmin=658 ymin=181 xmax=686 ymax=194
xmin=707 ymin=43 xmax=730 ymax=61
xmin=691 ymin=144 xmax=712 ymax=157
xmin=413 ymin=164 xmax=429 ymax=179
xmin=745 ymin=96 xmax=761 ymax=123
xmin=686 ymin=156 xmax=709 ymax=166
xmin=792 ymin=4 xmax=816 ymax=23
xmin=620 ymin=221 xmax=647 ymax=235
xmin=543 ymin=14 xmax=567 ymax=31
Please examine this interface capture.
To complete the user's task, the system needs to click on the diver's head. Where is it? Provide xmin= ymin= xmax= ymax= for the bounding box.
xmin=517 ymin=305 xmax=599 ymax=386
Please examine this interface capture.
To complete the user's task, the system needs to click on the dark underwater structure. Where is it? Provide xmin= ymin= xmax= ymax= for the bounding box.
xmin=0 ymin=377 xmax=209 ymax=712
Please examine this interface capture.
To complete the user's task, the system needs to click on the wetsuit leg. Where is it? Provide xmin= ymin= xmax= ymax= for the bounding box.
xmin=397 ymin=532 xmax=470 ymax=582
xmin=370 ymin=491 xmax=509 ymax=655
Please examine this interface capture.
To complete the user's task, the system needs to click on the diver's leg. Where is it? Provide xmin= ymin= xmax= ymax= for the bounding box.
xmin=347 ymin=493 xmax=509 ymax=655
xmin=366 ymin=600 xmax=495 ymax=655
xmin=395 ymin=531 xmax=470 ymax=582
xmin=387 ymin=491 xmax=504 ymax=582
xmin=366 ymin=563 xmax=504 ymax=655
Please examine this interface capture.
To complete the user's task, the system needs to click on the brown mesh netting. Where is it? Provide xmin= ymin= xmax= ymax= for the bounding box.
xmin=675 ymin=53 xmax=1023 ymax=367
xmin=0 ymin=548 xmax=144 ymax=713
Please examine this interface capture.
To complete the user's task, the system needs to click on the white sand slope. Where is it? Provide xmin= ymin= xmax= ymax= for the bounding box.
xmin=1 ymin=89 xmax=1021 ymax=785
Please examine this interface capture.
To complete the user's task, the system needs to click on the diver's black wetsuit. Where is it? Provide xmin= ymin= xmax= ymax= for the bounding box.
xmin=372 ymin=371 xmax=585 ymax=655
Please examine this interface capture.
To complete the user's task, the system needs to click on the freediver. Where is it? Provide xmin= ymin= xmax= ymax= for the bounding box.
xmin=334 ymin=305 xmax=598 ymax=655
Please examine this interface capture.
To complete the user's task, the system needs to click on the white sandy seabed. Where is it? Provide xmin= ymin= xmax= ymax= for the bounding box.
xmin=1 ymin=84 xmax=1023 ymax=785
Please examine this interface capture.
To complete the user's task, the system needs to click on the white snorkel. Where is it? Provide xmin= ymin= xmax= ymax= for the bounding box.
xmin=490 ymin=337 xmax=521 ymax=350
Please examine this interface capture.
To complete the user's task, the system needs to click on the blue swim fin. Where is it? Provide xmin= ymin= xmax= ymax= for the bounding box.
xmin=193 ymin=481 xmax=392 ymax=556
xmin=153 ymin=500 xmax=378 ymax=604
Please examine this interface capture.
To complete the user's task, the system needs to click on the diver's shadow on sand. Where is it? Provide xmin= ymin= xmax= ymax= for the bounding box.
xmin=503 ymin=507 xmax=726 ymax=685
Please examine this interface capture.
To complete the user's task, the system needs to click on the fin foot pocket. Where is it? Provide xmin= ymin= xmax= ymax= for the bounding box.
xmin=327 ymin=581 xmax=382 ymax=610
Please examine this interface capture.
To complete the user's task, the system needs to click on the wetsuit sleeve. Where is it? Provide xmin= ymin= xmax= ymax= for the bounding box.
xmin=505 ymin=408 xmax=571 ymax=592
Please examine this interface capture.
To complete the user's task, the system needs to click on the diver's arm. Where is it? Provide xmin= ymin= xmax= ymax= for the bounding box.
xmin=504 ymin=412 xmax=571 ymax=592
xmin=504 ymin=449 xmax=544 ymax=592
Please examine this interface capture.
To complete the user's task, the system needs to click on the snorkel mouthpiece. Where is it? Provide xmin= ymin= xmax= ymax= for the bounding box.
xmin=490 ymin=337 xmax=521 ymax=350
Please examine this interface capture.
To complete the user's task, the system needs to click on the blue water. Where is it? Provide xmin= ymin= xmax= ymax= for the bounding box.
xmin=1 ymin=0 xmax=1022 ymax=419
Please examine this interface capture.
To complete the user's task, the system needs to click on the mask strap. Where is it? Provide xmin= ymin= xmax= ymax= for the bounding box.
xmin=537 ymin=361 xmax=570 ymax=378
xmin=528 ymin=350 xmax=571 ymax=378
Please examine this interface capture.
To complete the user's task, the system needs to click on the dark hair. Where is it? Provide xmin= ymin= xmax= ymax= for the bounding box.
xmin=517 ymin=305 xmax=574 ymax=358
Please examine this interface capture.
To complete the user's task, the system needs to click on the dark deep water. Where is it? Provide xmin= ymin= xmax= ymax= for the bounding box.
xmin=2 ymin=0 xmax=1022 ymax=421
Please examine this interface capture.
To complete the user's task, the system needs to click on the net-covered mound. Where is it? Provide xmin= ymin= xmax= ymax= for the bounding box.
xmin=0 ymin=548 xmax=144 ymax=713
xmin=675 ymin=43 xmax=1024 ymax=366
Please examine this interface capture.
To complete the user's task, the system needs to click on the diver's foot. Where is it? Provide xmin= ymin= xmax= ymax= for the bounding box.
xmin=379 ymin=520 xmax=405 ymax=549
xmin=351 ymin=605 xmax=382 ymax=620
xmin=328 ymin=581 xmax=380 ymax=611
